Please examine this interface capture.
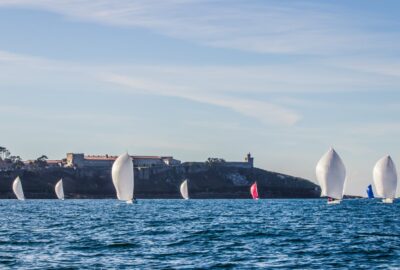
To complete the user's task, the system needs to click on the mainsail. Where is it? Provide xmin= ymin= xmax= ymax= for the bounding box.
xmin=12 ymin=176 xmax=25 ymax=200
xmin=250 ymin=182 xmax=259 ymax=200
xmin=366 ymin=184 xmax=374 ymax=199
xmin=180 ymin=179 xmax=189 ymax=200
xmin=316 ymin=148 xmax=346 ymax=201
xmin=373 ymin=155 xmax=397 ymax=203
xmin=112 ymin=153 xmax=134 ymax=202
xmin=55 ymin=179 xmax=64 ymax=200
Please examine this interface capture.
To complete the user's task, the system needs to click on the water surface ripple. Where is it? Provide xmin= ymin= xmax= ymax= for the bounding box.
xmin=0 ymin=199 xmax=398 ymax=269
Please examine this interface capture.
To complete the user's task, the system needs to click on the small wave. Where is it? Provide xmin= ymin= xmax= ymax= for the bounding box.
xmin=107 ymin=242 xmax=138 ymax=248
xmin=0 ymin=199 xmax=399 ymax=268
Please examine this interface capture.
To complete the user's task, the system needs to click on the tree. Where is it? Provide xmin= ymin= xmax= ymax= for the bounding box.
xmin=206 ymin=158 xmax=226 ymax=164
xmin=9 ymin=156 xmax=24 ymax=169
xmin=34 ymin=155 xmax=48 ymax=168
xmin=0 ymin=146 xmax=10 ymax=160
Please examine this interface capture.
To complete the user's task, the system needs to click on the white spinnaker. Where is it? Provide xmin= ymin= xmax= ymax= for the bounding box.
xmin=55 ymin=179 xmax=64 ymax=200
xmin=373 ymin=155 xmax=397 ymax=199
xmin=112 ymin=153 xmax=134 ymax=201
xmin=12 ymin=176 xmax=25 ymax=200
xmin=316 ymin=148 xmax=346 ymax=200
xmin=180 ymin=180 xmax=189 ymax=200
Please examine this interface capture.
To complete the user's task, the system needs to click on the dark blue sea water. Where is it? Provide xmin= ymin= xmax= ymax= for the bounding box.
xmin=0 ymin=199 xmax=399 ymax=269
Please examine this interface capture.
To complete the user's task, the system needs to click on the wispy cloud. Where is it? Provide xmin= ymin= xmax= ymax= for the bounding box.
xmin=1 ymin=2 xmax=400 ymax=197
xmin=0 ymin=50 xmax=47 ymax=64
xmin=0 ymin=49 xmax=301 ymax=125
xmin=103 ymin=73 xmax=301 ymax=126
xmin=2 ymin=48 xmax=400 ymax=127
xmin=329 ymin=57 xmax=400 ymax=78
xmin=0 ymin=0 xmax=398 ymax=55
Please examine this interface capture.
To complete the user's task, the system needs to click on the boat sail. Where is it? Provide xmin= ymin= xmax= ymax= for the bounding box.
xmin=316 ymin=148 xmax=346 ymax=204
xmin=12 ymin=176 xmax=25 ymax=200
xmin=180 ymin=179 xmax=189 ymax=200
xmin=373 ymin=155 xmax=397 ymax=204
xmin=112 ymin=153 xmax=134 ymax=203
xmin=366 ymin=184 xmax=374 ymax=199
xmin=250 ymin=182 xmax=259 ymax=200
xmin=55 ymin=179 xmax=64 ymax=200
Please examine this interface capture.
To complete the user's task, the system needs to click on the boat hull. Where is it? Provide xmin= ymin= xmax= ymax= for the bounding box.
xmin=382 ymin=198 xmax=394 ymax=204
xmin=327 ymin=199 xmax=341 ymax=204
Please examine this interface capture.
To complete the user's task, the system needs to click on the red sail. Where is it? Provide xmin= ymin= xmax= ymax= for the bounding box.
xmin=250 ymin=182 xmax=259 ymax=200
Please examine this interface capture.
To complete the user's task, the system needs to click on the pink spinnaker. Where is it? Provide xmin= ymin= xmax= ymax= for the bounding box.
xmin=250 ymin=182 xmax=259 ymax=200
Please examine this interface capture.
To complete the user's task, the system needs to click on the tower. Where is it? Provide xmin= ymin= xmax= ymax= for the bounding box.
xmin=245 ymin=153 xmax=254 ymax=168
xmin=66 ymin=153 xmax=85 ymax=168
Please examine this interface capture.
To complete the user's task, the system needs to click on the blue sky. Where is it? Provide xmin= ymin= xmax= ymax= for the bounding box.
xmin=0 ymin=0 xmax=399 ymax=196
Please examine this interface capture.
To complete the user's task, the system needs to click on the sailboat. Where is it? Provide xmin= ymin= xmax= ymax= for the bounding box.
xmin=366 ymin=184 xmax=374 ymax=199
xmin=55 ymin=179 xmax=64 ymax=200
xmin=12 ymin=176 xmax=25 ymax=200
xmin=112 ymin=153 xmax=134 ymax=203
xmin=180 ymin=179 xmax=189 ymax=200
xmin=316 ymin=148 xmax=346 ymax=204
xmin=250 ymin=182 xmax=259 ymax=200
xmin=373 ymin=155 xmax=397 ymax=204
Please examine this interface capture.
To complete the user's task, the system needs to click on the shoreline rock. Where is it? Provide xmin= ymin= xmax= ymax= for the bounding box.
xmin=0 ymin=164 xmax=321 ymax=199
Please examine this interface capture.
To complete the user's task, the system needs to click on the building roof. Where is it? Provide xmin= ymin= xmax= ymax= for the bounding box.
xmin=132 ymin=156 xmax=173 ymax=159
xmin=85 ymin=155 xmax=117 ymax=161
xmin=83 ymin=155 xmax=174 ymax=161
xmin=47 ymin=160 xmax=63 ymax=164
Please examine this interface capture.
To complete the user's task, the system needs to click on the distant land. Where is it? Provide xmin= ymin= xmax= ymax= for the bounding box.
xmin=0 ymin=149 xmax=321 ymax=199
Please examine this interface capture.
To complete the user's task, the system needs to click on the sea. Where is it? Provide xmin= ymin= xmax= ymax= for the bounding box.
xmin=0 ymin=199 xmax=398 ymax=269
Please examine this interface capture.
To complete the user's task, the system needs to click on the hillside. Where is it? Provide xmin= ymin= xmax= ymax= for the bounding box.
xmin=0 ymin=163 xmax=320 ymax=199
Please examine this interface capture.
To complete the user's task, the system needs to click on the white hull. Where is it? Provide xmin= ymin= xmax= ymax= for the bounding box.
xmin=327 ymin=199 xmax=341 ymax=205
xmin=382 ymin=198 xmax=394 ymax=204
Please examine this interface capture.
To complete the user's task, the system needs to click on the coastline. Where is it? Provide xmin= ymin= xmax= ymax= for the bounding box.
xmin=0 ymin=164 xmax=320 ymax=199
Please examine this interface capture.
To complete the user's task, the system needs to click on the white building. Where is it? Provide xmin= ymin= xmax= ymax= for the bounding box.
xmin=66 ymin=153 xmax=181 ymax=168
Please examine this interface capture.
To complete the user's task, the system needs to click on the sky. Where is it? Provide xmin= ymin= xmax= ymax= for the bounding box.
xmin=0 ymin=0 xmax=399 ymax=196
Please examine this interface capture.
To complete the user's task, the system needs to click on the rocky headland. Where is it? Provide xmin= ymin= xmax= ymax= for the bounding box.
xmin=0 ymin=162 xmax=320 ymax=199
